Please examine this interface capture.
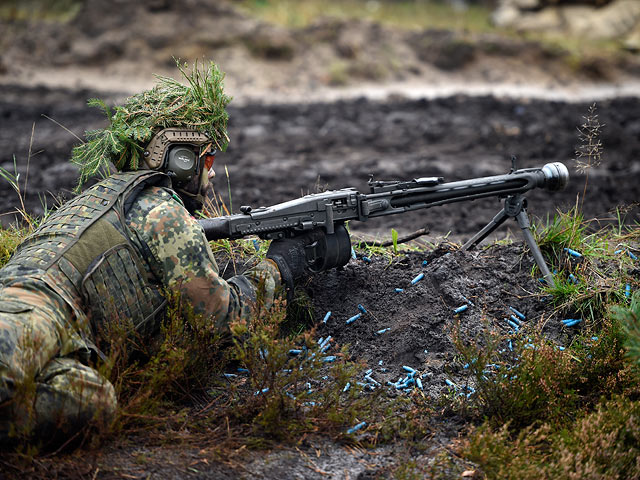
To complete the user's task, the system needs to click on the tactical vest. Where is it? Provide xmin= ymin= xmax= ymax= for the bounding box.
xmin=1 ymin=170 xmax=171 ymax=342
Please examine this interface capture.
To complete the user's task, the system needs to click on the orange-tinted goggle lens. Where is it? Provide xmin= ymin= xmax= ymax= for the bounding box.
xmin=204 ymin=154 xmax=215 ymax=170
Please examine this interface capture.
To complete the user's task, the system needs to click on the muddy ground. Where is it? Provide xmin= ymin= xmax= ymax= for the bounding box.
xmin=1 ymin=85 xmax=639 ymax=479
xmin=2 ymin=85 xmax=639 ymax=235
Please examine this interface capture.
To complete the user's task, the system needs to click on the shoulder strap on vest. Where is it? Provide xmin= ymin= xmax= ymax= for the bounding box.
xmin=15 ymin=170 xmax=170 ymax=272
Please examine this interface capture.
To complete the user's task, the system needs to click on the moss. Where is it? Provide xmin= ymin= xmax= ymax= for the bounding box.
xmin=0 ymin=226 xmax=24 ymax=268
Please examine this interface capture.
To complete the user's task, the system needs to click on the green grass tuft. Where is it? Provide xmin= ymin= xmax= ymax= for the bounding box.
xmin=237 ymin=0 xmax=492 ymax=32
xmin=0 ymin=226 xmax=25 ymax=268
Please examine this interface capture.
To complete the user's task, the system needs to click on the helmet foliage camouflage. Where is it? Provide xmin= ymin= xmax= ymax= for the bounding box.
xmin=71 ymin=61 xmax=231 ymax=186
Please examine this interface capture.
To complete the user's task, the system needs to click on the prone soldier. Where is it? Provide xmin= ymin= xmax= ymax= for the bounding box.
xmin=0 ymin=62 xmax=314 ymax=447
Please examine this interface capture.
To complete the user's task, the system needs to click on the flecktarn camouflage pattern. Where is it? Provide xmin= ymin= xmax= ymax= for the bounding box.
xmin=0 ymin=170 xmax=281 ymax=445
xmin=0 ymin=283 xmax=117 ymax=443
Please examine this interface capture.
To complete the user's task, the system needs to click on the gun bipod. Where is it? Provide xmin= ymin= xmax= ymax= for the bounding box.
xmin=461 ymin=194 xmax=555 ymax=287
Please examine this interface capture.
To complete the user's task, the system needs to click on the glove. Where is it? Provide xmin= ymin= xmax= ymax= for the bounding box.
xmin=266 ymin=229 xmax=326 ymax=290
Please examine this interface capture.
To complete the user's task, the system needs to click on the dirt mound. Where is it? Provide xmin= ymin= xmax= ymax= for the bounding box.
xmin=309 ymin=243 xmax=559 ymax=401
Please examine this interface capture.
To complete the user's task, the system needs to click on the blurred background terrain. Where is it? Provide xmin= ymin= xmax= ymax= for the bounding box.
xmin=2 ymin=0 xmax=640 ymax=99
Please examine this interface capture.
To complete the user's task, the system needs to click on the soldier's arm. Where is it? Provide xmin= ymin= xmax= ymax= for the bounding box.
xmin=128 ymin=188 xmax=282 ymax=329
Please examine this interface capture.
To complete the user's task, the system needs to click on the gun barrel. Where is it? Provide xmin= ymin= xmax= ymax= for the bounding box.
xmin=374 ymin=162 xmax=568 ymax=212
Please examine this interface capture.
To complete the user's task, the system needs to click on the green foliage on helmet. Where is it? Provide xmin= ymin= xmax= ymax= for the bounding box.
xmin=71 ymin=60 xmax=231 ymax=186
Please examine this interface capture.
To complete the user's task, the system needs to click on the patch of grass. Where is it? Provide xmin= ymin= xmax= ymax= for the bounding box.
xmin=533 ymin=206 xmax=638 ymax=323
xmin=104 ymin=290 xmax=227 ymax=434
xmin=452 ymin=268 xmax=638 ymax=430
xmin=453 ymin=321 xmax=576 ymax=429
xmin=237 ymin=0 xmax=492 ymax=32
xmin=0 ymin=0 xmax=81 ymax=22
xmin=225 ymin=300 xmax=364 ymax=440
xmin=0 ymin=226 xmax=25 ymax=268
xmin=0 ymin=160 xmax=44 ymax=231
xmin=0 ymin=158 xmax=46 ymax=265
xmin=613 ymin=291 xmax=640 ymax=367
xmin=452 ymin=302 xmax=640 ymax=478
xmin=536 ymin=206 xmax=589 ymax=258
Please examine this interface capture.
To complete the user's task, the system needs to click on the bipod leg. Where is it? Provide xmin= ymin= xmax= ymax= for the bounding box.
xmin=515 ymin=210 xmax=555 ymax=288
xmin=461 ymin=208 xmax=509 ymax=251
xmin=462 ymin=194 xmax=555 ymax=287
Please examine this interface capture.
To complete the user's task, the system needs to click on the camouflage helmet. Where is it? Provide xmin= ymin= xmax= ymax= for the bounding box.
xmin=71 ymin=61 xmax=231 ymax=187
xmin=142 ymin=127 xmax=215 ymax=211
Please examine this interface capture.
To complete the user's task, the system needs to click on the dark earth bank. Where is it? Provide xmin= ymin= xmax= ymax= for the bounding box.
xmin=1 ymin=85 xmax=639 ymax=240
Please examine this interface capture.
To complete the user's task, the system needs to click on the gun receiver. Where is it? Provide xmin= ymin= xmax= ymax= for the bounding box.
xmin=199 ymin=162 xmax=569 ymax=285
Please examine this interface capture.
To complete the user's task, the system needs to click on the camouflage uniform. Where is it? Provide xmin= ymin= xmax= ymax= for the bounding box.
xmin=0 ymin=170 xmax=281 ymax=444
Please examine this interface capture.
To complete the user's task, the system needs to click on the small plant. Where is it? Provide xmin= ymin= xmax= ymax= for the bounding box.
xmin=575 ymin=103 xmax=603 ymax=208
xmin=463 ymin=395 xmax=640 ymax=480
xmin=453 ymin=322 xmax=579 ymax=429
xmin=536 ymin=205 xmax=587 ymax=255
xmin=0 ymin=159 xmax=41 ymax=230
xmin=612 ymin=291 xmax=640 ymax=367
xmin=534 ymin=206 xmax=637 ymax=324
xmin=452 ymin=300 xmax=636 ymax=430
xmin=106 ymin=290 xmax=226 ymax=432
xmin=391 ymin=228 xmax=399 ymax=254
xmin=225 ymin=293 xmax=384 ymax=442
xmin=0 ymin=226 xmax=24 ymax=268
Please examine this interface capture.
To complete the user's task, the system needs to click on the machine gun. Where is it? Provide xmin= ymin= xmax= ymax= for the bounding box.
xmin=199 ymin=161 xmax=569 ymax=287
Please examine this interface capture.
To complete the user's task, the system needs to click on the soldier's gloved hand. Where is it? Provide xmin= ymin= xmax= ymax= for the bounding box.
xmin=266 ymin=229 xmax=326 ymax=291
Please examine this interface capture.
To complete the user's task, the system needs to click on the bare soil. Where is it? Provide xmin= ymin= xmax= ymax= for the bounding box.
xmin=2 ymin=86 xmax=639 ymax=235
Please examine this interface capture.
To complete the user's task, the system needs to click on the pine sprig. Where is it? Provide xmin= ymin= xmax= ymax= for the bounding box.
xmin=72 ymin=60 xmax=231 ymax=186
